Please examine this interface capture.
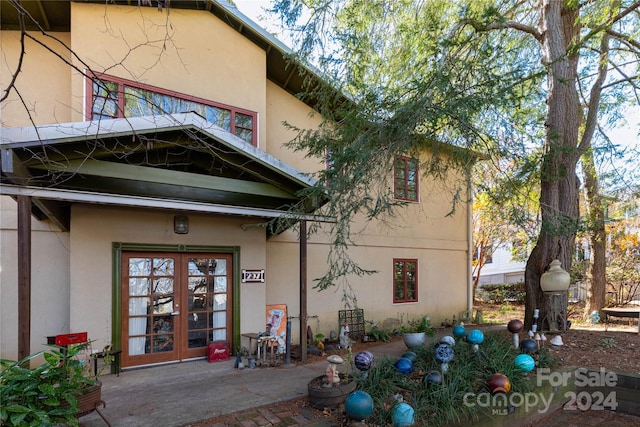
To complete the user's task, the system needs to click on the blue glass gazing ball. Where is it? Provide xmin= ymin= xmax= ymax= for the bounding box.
xmin=354 ymin=350 xmax=375 ymax=371
xmin=394 ymin=357 xmax=414 ymax=375
xmin=401 ymin=351 xmax=417 ymax=363
xmin=452 ymin=324 xmax=467 ymax=338
xmin=345 ymin=390 xmax=374 ymax=421
xmin=467 ymin=329 xmax=485 ymax=345
xmin=423 ymin=370 xmax=442 ymax=386
xmin=392 ymin=402 xmax=415 ymax=426
xmin=519 ymin=338 xmax=538 ymax=354
xmin=514 ymin=353 xmax=536 ymax=372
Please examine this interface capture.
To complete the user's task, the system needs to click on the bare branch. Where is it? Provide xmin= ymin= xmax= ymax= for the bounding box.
xmin=606 ymin=28 xmax=640 ymax=51
xmin=482 ymin=20 xmax=543 ymax=42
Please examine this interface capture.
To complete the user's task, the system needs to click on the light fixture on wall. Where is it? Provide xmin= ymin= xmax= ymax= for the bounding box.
xmin=174 ymin=215 xmax=189 ymax=234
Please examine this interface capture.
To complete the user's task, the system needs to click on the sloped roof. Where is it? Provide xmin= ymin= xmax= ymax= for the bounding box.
xmin=1 ymin=113 xmax=323 ymax=233
xmin=0 ymin=0 xmax=325 ymax=110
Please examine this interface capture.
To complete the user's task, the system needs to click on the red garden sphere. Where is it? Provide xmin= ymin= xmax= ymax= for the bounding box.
xmin=486 ymin=373 xmax=511 ymax=394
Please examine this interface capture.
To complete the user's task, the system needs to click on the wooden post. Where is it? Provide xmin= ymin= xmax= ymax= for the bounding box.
xmin=300 ymin=220 xmax=307 ymax=362
xmin=17 ymin=195 xmax=32 ymax=361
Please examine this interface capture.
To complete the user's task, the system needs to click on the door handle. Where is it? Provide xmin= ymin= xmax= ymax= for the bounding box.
xmin=171 ymin=311 xmax=180 ymax=316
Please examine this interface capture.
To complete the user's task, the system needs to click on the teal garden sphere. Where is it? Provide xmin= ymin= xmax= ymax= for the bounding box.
xmin=452 ymin=324 xmax=467 ymax=338
xmin=467 ymin=329 xmax=484 ymax=345
xmin=392 ymin=402 xmax=415 ymax=426
xmin=514 ymin=353 xmax=536 ymax=372
xmin=345 ymin=390 xmax=374 ymax=421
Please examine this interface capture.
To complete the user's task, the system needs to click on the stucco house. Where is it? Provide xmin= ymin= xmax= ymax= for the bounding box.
xmin=1 ymin=0 xmax=472 ymax=369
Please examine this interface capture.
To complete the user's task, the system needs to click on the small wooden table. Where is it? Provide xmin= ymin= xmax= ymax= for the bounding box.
xmin=242 ymin=333 xmax=277 ymax=362
xmin=601 ymin=307 xmax=640 ymax=334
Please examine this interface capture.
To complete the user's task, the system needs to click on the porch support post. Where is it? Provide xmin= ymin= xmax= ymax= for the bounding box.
xmin=17 ymin=195 xmax=32 ymax=361
xmin=299 ymin=220 xmax=307 ymax=362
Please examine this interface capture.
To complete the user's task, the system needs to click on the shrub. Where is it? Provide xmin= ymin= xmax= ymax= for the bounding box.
xmin=478 ymin=282 xmax=526 ymax=304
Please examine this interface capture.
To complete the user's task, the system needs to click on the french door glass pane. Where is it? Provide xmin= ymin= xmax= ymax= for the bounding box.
xmin=129 ymin=278 xmax=149 ymax=296
xmin=129 ymin=258 xmax=152 ymax=276
xmin=129 ymin=297 xmax=150 ymax=315
xmin=211 ymin=329 xmax=226 ymax=341
xmin=129 ymin=337 xmax=148 ymax=356
xmin=212 ymin=311 xmax=225 ymax=328
xmin=152 ymin=296 xmax=173 ymax=314
xmin=188 ymin=331 xmax=207 ymax=348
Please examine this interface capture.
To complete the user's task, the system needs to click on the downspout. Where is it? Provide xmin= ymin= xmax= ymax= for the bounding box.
xmin=466 ymin=167 xmax=473 ymax=317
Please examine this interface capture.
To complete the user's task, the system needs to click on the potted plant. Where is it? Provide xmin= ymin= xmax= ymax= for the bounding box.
xmin=0 ymin=342 xmax=108 ymax=426
xmin=400 ymin=316 xmax=435 ymax=349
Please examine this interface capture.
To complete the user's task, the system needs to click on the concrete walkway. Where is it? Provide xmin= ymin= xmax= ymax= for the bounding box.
xmin=78 ymin=325 xmax=640 ymax=427
xmin=78 ymin=338 xmax=408 ymax=427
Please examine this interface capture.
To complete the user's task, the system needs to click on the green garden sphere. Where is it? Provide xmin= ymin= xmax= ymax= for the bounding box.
xmin=401 ymin=351 xmax=417 ymax=363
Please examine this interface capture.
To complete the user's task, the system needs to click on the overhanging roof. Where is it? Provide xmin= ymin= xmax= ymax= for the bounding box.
xmin=1 ymin=113 xmax=325 ymax=234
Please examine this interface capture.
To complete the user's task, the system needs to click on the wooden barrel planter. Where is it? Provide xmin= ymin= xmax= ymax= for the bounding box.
xmin=76 ymin=382 xmax=103 ymax=417
xmin=307 ymin=374 xmax=357 ymax=409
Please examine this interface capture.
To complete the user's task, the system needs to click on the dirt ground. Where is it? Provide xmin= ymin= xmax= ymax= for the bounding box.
xmin=196 ymin=304 xmax=640 ymax=426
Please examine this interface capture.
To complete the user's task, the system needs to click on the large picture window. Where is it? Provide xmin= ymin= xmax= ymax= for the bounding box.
xmin=88 ymin=73 xmax=257 ymax=146
xmin=394 ymin=156 xmax=419 ymax=201
xmin=394 ymin=259 xmax=418 ymax=303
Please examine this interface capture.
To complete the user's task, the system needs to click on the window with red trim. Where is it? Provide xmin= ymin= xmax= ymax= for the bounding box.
xmin=87 ymin=73 xmax=257 ymax=146
xmin=394 ymin=156 xmax=419 ymax=201
xmin=394 ymin=259 xmax=418 ymax=303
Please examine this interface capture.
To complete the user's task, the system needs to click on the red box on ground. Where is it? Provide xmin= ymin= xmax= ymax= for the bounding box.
xmin=208 ymin=341 xmax=229 ymax=362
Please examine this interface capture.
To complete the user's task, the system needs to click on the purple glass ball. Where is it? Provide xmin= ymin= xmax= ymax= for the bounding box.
xmin=394 ymin=357 xmax=414 ymax=375
xmin=434 ymin=342 xmax=454 ymax=363
xmin=354 ymin=350 xmax=375 ymax=371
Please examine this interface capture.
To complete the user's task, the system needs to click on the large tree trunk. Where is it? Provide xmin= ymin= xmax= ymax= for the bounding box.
xmin=582 ymin=148 xmax=607 ymax=317
xmin=524 ymin=0 xmax=581 ymax=330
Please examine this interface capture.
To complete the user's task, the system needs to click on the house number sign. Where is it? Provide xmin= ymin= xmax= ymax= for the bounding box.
xmin=242 ymin=269 xmax=265 ymax=283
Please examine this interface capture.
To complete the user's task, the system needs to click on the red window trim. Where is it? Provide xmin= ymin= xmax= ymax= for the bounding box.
xmin=393 ymin=258 xmax=418 ymax=303
xmin=394 ymin=155 xmax=419 ymax=202
xmin=85 ymin=72 xmax=258 ymax=146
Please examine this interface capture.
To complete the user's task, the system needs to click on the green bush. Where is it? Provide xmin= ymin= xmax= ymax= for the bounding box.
xmin=478 ymin=282 xmax=526 ymax=304
xmin=0 ymin=343 xmax=98 ymax=426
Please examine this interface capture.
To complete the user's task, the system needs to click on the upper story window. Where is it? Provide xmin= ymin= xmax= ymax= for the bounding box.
xmin=393 ymin=258 xmax=418 ymax=303
xmin=88 ymin=73 xmax=257 ymax=146
xmin=394 ymin=156 xmax=419 ymax=201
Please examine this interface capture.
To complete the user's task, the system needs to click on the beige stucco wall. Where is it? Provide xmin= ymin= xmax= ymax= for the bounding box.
xmin=69 ymin=3 xmax=267 ymax=146
xmin=69 ymin=204 xmax=267 ymax=351
xmin=267 ymin=162 xmax=470 ymax=342
xmin=0 ymin=32 xmax=72 ymax=127
xmin=264 ymin=80 xmax=324 ymax=173
xmin=0 ymin=196 xmax=71 ymax=361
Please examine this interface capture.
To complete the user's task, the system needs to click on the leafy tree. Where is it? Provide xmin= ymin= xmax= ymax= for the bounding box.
xmin=269 ymin=0 xmax=640 ymax=327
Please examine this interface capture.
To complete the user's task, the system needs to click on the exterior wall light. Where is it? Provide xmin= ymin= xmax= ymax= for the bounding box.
xmin=174 ymin=215 xmax=189 ymax=234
